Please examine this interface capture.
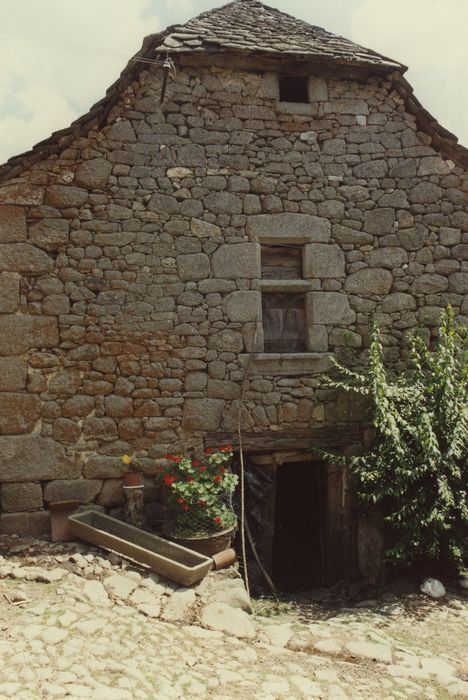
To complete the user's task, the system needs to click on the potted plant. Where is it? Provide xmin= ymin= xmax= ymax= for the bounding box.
xmin=120 ymin=454 xmax=143 ymax=487
xmin=160 ymin=445 xmax=239 ymax=556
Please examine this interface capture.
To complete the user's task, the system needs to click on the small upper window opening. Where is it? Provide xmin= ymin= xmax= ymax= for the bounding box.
xmin=261 ymin=244 xmax=303 ymax=280
xmin=279 ymin=75 xmax=309 ymax=103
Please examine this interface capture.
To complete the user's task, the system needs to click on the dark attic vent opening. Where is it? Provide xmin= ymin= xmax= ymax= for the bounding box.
xmin=279 ymin=75 xmax=309 ymax=103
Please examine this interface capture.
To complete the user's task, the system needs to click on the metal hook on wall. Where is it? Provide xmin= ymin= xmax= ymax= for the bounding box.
xmin=160 ymin=54 xmax=176 ymax=104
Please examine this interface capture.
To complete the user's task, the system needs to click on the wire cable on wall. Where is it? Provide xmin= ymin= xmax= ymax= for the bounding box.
xmin=0 ymin=30 xmax=170 ymax=67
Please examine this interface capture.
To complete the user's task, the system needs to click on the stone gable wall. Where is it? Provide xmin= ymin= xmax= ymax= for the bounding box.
xmin=0 ymin=61 xmax=466 ymax=532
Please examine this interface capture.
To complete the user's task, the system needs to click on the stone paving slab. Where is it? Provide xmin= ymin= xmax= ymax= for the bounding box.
xmin=0 ymin=538 xmax=467 ymax=699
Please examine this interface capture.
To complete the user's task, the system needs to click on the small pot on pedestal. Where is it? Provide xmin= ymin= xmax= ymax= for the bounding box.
xmin=124 ymin=472 xmax=142 ymax=487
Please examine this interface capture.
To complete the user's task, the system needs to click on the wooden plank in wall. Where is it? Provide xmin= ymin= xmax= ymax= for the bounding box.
xmin=205 ymin=425 xmax=360 ymax=451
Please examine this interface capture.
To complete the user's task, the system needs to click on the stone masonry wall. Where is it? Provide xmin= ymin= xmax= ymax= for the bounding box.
xmin=0 ymin=61 xmax=466 ymax=533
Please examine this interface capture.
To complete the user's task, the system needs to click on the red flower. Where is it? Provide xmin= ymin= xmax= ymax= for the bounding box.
xmin=186 ymin=476 xmax=194 ymax=483
xmin=183 ymin=504 xmax=190 ymax=511
xmin=219 ymin=467 xmax=225 ymax=475
xmin=199 ymin=467 xmax=207 ymax=473
xmin=204 ymin=447 xmax=214 ymax=455
xmin=192 ymin=460 xmax=201 ymax=467
xmin=177 ymin=498 xmax=185 ymax=505
xmin=214 ymin=516 xmax=222 ymax=525
xmin=165 ymin=454 xmax=182 ymax=463
xmin=220 ymin=444 xmax=233 ymax=453
xmin=213 ymin=476 xmax=222 ymax=483
xmin=164 ymin=474 xmax=177 ymax=487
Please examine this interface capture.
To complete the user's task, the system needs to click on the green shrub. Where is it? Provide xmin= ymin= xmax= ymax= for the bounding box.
xmin=322 ymin=308 xmax=467 ymax=574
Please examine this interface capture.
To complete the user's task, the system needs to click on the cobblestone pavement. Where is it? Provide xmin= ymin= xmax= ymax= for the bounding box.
xmin=0 ymin=537 xmax=467 ymax=699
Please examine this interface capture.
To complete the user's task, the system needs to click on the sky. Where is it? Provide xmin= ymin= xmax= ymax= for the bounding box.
xmin=0 ymin=0 xmax=467 ymax=166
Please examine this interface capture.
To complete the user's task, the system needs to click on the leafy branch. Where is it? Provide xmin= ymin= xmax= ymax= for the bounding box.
xmin=321 ymin=307 xmax=467 ymax=574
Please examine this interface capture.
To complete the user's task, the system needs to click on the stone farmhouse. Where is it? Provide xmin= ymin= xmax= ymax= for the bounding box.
xmin=0 ymin=0 xmax=466 ymax=588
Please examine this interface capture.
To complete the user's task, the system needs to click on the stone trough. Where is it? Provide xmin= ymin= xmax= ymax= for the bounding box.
xmin=69 ymin=511 xmax=213 ymax=586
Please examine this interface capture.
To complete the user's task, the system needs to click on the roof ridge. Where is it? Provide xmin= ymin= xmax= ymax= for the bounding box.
xmin=156 ymin=0 xmax=404 ymax=73
xmin=183 ymin=0 xmax=327 ymax=35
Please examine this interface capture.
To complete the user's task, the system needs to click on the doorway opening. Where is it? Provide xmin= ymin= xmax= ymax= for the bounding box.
xmin=272 ymin=459 xmax=327 ymax=593
xmin=242 ymin=451 xmax=349 ymax=595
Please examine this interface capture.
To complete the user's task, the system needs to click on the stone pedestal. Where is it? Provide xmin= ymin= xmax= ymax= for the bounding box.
xmin=123 ymin=485 xmax=144 ymax=529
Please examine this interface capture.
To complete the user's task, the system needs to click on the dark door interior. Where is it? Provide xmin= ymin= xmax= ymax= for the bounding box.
xmin=273 ymin=460 xmax=327 ymax=592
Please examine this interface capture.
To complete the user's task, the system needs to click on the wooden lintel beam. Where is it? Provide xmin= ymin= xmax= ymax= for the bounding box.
xmin=205 ymin=425 xmax=361 ymax=452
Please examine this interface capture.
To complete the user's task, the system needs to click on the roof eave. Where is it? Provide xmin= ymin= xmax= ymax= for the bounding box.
xmin=170 ymin=45 xmax=406 ymax=75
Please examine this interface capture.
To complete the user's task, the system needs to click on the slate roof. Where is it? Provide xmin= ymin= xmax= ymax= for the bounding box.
xmin=155 ymin=0 xmax=404 ymax=72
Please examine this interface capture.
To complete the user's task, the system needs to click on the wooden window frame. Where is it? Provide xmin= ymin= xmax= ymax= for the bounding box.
xmin=262 ymin=291 xmax=307 ymax=354
xmin=246 ymin=228 xmax=332 ymax=374
xmin=259 ymin=242 xmax=308 ymax=355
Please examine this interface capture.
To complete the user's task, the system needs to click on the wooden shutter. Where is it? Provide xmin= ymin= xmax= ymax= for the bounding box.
xmin=262 ymin=293 xmax=306 ymax=353
xmin=261 ymin=245 xmax=302 ymax=280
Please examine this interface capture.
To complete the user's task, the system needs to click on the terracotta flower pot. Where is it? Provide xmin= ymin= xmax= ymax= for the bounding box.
xmin=124 ymin=472 xmax=142 ymax=487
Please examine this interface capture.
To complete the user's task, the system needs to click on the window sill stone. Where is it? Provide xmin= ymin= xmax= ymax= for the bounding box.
xmin=278 ymin=102 xmax=318 ymax=116
xmin=239 ymin=352 xmax=333 ymax=376
xmin=254 ymin=280 xmax=313 ymax=293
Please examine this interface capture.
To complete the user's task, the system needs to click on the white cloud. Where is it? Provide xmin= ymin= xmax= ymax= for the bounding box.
xmin=168 ymin=0 xmax=196 ymax=21
xmin=0 ymin=0 xmax=161 ymax=163
xmin=351 ymin=0 xmax=468 ymax=147
xmin=0 ymin=83 xmax=76 ymax=161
